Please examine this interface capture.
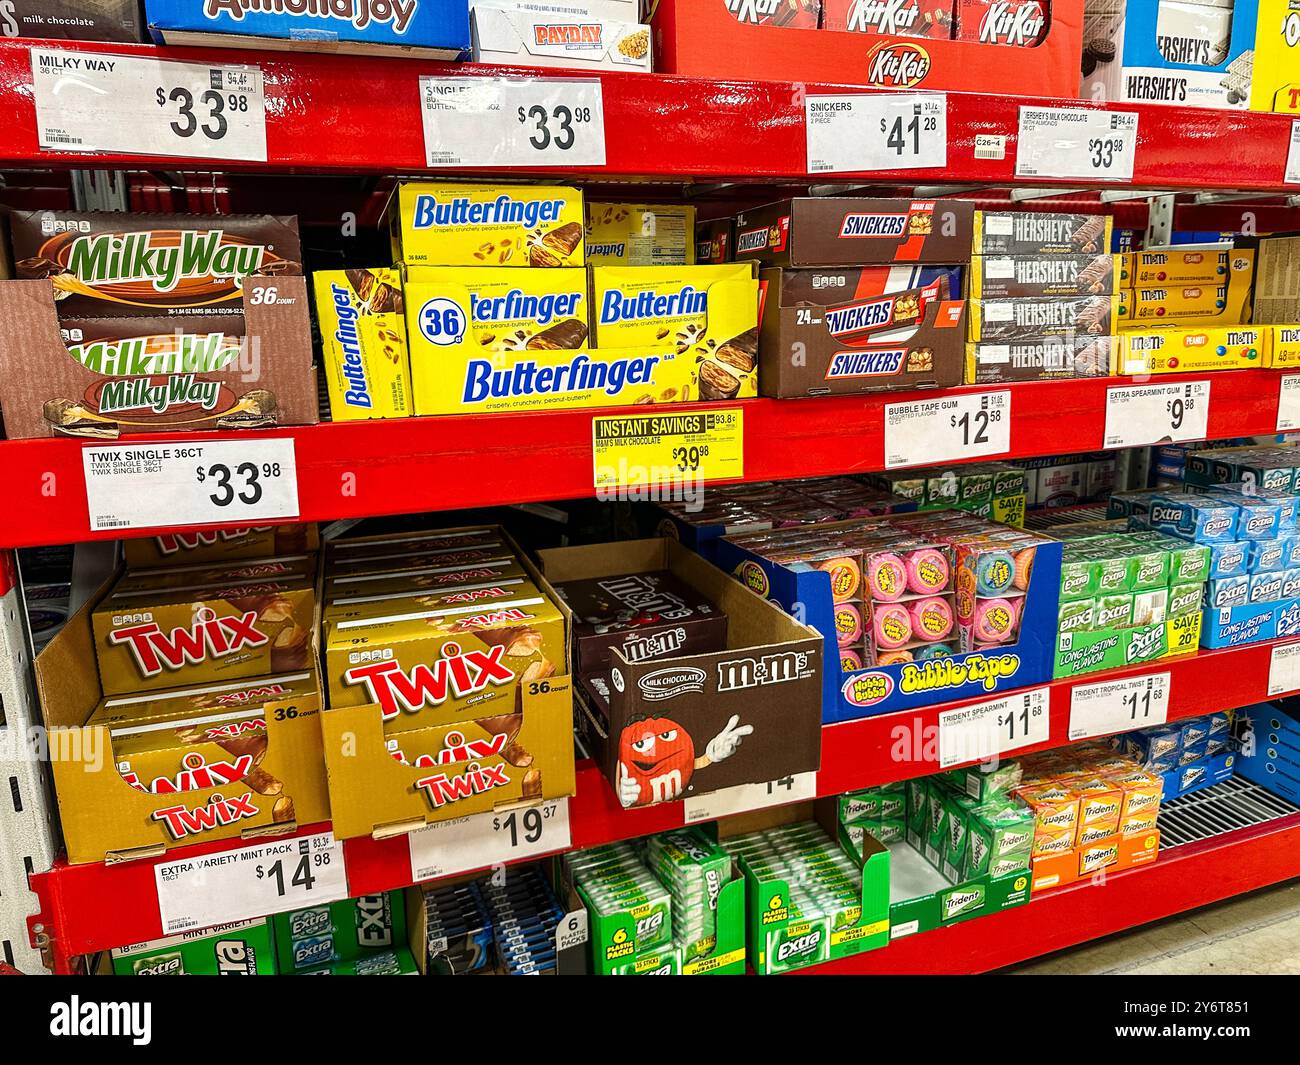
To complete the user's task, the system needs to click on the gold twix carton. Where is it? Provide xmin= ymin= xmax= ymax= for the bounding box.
xmin=122 ymin=523 xmax=319 ymax=569
xmin=93 ymin=573 xmax=317 ymax=695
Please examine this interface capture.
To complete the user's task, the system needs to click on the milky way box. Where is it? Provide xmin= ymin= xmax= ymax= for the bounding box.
xmin=552 ymin=570 xmax=729 ymax=675
xmin=1 ymin=0 xmax=143 ymax=41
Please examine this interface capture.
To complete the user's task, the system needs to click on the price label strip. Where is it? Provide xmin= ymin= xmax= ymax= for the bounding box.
xmin=1268 ymin=642 xmax=1300 ymax=697
xmin=1279 ymin=374 xmax=1300 ymax=433
xmin=154 ymin=832 xmax=346 ymax=935
xmin=938 ymin=686 xmax=1050 ymax=769
xmin=1287 ymin=120 xmax=1300 ymax=186
xmin=805 ymin=93 xmax=947 ymax=174
xmin=592 ymin=408 xmax=743 ymax=490
xmin=420 ymin=75 xmax=605 ymax=168
xmin=30 ymin=46 xmax=266 ymax=162
xmin=683 ymin=771 xmax=817 ymax=824
xmin=884 ymin=390 xmax=1010 ymax=469
xmin=1103 ymin=381 xmax=1209 ymax=449
xmin=1068 ymin=671 xmax=1171 ymax=741
xmin=1015 ymin=105 xmax=1138 ymax=182
xmin=82 ymin=438 xmax=299 ymax=533
xmin=408 ymin=799 xmax=571 ymax=882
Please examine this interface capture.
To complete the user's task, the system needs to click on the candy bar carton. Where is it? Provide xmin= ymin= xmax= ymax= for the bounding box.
xmin=4 ymin=0 xmax=144 ymax=40
xmin=548 ymin=538 xmax=823 ymax=807
xmin=968 ymin=253 xmax=1118 ymax=298
xmin=120 ymin=554 xmax=316 ymax=591
xmin=471 ymin=0 xmax=652 ymax=72
xmin=966 ymin=294 xmax=1118 ymax=342
xmin=1081 ymin=0 xmax=1260 ymax=110
xmin=39 ymin=615 xmax=330 ymax=864
xmin=145 ymin=0 xmax=470 ymax=57
xmin=314 ymin=268 xmax=412 ymax=421
xmin=822 ymin=0 xmax=954 ymax=37
xmin=758 ymin=264 xmax=966 ymax=397
xmin=964 ymin=333 xmax=1114 ymax=383
xmin=1120 ymin=248 xmax=1254 ymax=287
xmin=972 ymin=212 xmax=1112 ymax=256
xmin=953 ymin=0 xmax=1047 ymax=43
xmin=111 ymin=919 xmax=277 ymax=975
xmin=589 ymin=263 xmax=759 ymax=349
xmin=319 ymin=525 xmax=576 ymax=840
xmin=322 ymin=574 xmax=549 ymax=632
xmin=122 ymin=524 xmax=319 ymax=569
xmin=1116 ymin=260 xmax=1253 ymax=328
xmin=585 ymin=203 xmax=696 ymax=266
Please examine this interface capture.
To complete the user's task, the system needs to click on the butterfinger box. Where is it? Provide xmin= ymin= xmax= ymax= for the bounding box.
xmin=589 ymin=263 xmax=758 ymax=348
xmin=93 ymin=572 xmax=316 ymax=695
xmin=313 ymin=268 xmax=412 ymax=420
xmin=387 ymin=182 xmax=584 ymax=267
xmin=734 ymin=198 xmax=975 ymax=267
xmin=585 ymin=203 xmax=696 ymax=266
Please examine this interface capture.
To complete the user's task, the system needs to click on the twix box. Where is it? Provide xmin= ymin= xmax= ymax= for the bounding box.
xmin=313 ymin=268 xmax=412 ymax=420
xmin=93 ymin=573 xmax=317 ymax=695
xmin=324 ymin=557 xmax=529 ymax=600
xmin=323 ymin=575 xmax=547 ymax=631
xmin=123 ymin=524 xmax=319 ymax=568
xmin=121 ymin=554 xmax=317 ymax=590
xmin=387 ymin=182 xmax=585 ymax=267
xmin=8 ymin=210 xmax=302 ymax=318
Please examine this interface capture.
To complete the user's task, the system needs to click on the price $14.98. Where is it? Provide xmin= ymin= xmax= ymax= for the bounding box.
xmin=255 ymin=850 xmax=333 ymax=898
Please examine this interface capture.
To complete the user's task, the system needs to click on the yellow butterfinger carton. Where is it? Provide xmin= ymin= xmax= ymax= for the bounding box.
xmin=387 ymin=182 xmax=585 ymax=267
xmin=1249 ymin=0 xmax=1300 ymax=113
xmin=585 ymin=203 xmax=697 ymax=266
xmin=313 ymin=269 xmax=412 ymax=420
xmin=590 ymin=263 xmax=759 ymax=350
xmin=1115 ymin=326 xmax=1267 ymax=375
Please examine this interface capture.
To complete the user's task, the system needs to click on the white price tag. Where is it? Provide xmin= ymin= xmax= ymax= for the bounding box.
xmin=938 ymin=687 xmax=1050 ymax=769
xmin=154 ymin=832 xmax=345 ymax=935
xmin=805 ymin=93 xmax=946 ymax=174
xmin=1287 ymin=120 xmax=1300 ymax=185
xmin=83 ymin=438 xmax=299 ymax=533
xmin=31 ymin=47 xmax=266 ymax=162
xmin=408 ymin=799 xmax=570 ymax=882
xmin=884 ymin=390 xmax=1011 ymax=469
xmin=682 ymin=771 xmax=817 ymax=824
xmin=1103 ymin=381 xmax=1209 ymax=449
xmin=554 ymin=909 xmax=589 ymax=953
xmin=1268 ymin=642 xmax=1300 ymax=696
xmin=1068 ymin=671 xmax=1170 ymax=741
xmin=1279 ymin=374 xmax=1300 ymax=432
xmin=420 ymin=76 xmax=605 ymax=168
xmin=1016 ymin=105 xmax=1138 ymax=182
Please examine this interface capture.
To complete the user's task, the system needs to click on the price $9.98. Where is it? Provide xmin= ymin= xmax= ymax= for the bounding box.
xmin=516 ymin=103 xmax=592 ymax=151
xmin=196 ymin=460 xmax=283 ymax=508
xmin=156 ymin=85 xmax=251 ymax=142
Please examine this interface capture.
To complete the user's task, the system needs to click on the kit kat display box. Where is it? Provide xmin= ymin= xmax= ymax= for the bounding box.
xmin=713 ymin=513 xmax=1062 ymax=722
xmin=543 ymin=538 xmax=823 ymax=810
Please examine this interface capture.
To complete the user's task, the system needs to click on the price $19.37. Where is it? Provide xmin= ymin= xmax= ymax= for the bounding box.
xmin=196 ymin=460 xmax=284 ymax=508
xmin=156 ymin=85 xmax=251 ymax=142
xmin=493 ymin=805 xmax=558 ymax=848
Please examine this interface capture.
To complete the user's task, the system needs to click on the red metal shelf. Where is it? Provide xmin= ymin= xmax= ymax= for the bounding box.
xmin=0 ymin=369 xmax=1286 ymax=549
xmin=803 ymin=812 xmax=1300 ymax=975
xmin=27 ymin=636 xmax=1300 ymax=970
xmin=2 ymin=38 xmax=1300 ymax=189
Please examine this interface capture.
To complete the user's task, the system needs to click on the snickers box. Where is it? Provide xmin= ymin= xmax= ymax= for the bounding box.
xmin=821 ymin=0 xmax=955 ymax=38
xmin=758 ymin=265 xmax=965 ymax=397
xmin=552 ymin=570 xmax=729 ymax=674
xmin=968 ymin=254 xmax=1118 ymax=298
xmin=8 ymin=210 xmax=302 ymax=319
xmin=967 ymin=294 xmax=1117 ymax=342
xmin=972 ymin=212 xmax=1112 ymax=256
xmin=965 ymin=335 xmax=1113 ymax=384
xmin=733 ymin=198 xmax=975 ymax=267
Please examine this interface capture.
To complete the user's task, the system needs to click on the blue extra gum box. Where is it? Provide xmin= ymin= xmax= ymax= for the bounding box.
xmin=144 ymin=0 xmax=470 ymax=57
xmin=1144 ymin=494 xmax=1239 ymax=543
xmin=712 ymin=511 xmax=1062 ymax=723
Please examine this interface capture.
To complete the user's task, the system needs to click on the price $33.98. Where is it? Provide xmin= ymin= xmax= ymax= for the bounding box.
xmin=516 ymin=104 xmax=592 ymax=151
xmin=156 ymin=85 xmax=251 ymax=142
xmin=196 ymin=460 xmax=284 ymax=507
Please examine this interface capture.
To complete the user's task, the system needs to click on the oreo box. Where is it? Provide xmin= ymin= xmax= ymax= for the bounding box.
xmin=144 ymin=0 xmax=470 ymax=56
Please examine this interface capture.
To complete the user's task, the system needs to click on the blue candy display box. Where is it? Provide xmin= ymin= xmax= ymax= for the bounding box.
xmin=1200 ymin=597 xmax=1300 ymax=649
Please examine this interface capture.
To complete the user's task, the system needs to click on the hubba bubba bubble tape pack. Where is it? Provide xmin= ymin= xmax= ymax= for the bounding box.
xmin=0 ymin=210 xmax=317 ymax=439
xmin=319 ymin=525 xmax=577 ymax=841
xmin=712 ymin=511 xmax=1061 ymax=722
xmin=143 ymin=0 xmax=471 ymax=57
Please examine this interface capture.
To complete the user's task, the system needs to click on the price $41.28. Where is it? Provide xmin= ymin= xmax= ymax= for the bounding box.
xmin=196 ymin=460 xmax=283 ymax=507
xmin=882 ymin=111 xmax=938 ymax=157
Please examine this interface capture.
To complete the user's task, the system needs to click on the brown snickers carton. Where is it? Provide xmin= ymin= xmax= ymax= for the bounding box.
xmin=2 ymin=0 xmax=143 ymax=41
xmin=122 ymin=524 xmax=319 ymax=569
xmin=552 ymin=570 xmax=729 ymax=675
xmin=7 ymin=210 xmax=302 ymax=318
xmin=758 ymin=265 xmax=966 ymax=397
xmin=733 ymin=198 xmax=975 ymax=267
xmin=968 ymin=253 xmax=1119 ymax=298
xmin=967 ymin=294 xmax=1118 ymax=342
xmin=695 ymin=216 xmax=734 ymax=265
xmin=93 ymin=572 xmax=317 ymax=695
xmin=972 ymin=212 xmax=1113 ymax=256
xmin=965 ymin=335 xmax=1114 ymax=384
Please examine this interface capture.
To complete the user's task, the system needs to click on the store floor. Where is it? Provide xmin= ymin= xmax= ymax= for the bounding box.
xmin=1006 ymin=880 xmax=1300 ymax=975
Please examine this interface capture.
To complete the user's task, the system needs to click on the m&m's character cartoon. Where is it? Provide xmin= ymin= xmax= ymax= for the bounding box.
xmin=617 ymin=714 xmax=753 ymax=808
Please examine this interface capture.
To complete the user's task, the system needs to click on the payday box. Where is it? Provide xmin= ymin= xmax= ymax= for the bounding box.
xmin=756 ymin=265 xmax=967 ymax=398
xmin=145 ymin=0 xmax=469 ymax=57
xmin=36 ymin=571 xmax=330 ymax=865
xmin=1055 ymin=612 xmax=1202 ymax=678
xmin=1081 ymin=0 xmax=1259 ymax=110
xmin=886 ymin=836 xmax=1030 ymax=939
xmin=1153 ymin=750 xmax=1237 ymax=800
xmin=712 ymin=527 xmax=1062 ymax=723
xmin=320 ymin=528 xmax=576 ymax=841
xmin=1201 ymin=597 xmax=1300 ymax=648
xmin=545 ymin=538 xmax=823 ymax=808
xmin=1029 ymin=830 xmax=1160 ymax=892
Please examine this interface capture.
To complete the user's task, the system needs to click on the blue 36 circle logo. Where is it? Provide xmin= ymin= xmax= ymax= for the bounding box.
xmin=418 ymin=297 xmax=466 ymax=345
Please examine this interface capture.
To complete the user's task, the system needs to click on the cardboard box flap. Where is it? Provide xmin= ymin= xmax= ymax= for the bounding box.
xmin=34 ymin=573 xmax=112 ymax=729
